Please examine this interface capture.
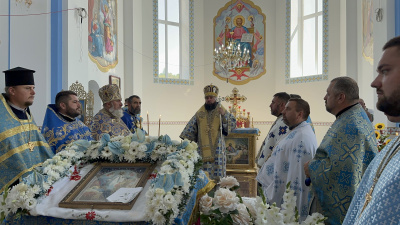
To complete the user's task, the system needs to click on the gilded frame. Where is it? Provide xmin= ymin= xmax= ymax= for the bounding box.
xmin=109 ymin=75 xmax=121 ymax=89
xmin=225 ymin=133 xmax=256 ymax=172
xmin=59 ymin=163 xmax=156 ymax=210
xmin=226 ymin=172 xmax=257 ymax=197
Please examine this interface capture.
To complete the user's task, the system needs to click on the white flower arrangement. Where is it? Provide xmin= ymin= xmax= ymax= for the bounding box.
xmin=0 ymin=130 xmax=200 ymax=224
xmin=200 ymin=178 xmax=327 ymax=225
xmin=145 ymin=141 xmax=201 ymax=225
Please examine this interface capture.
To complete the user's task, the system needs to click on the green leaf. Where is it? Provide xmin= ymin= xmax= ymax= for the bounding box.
xmin=258 ymin=186 xmax=267 ymax=203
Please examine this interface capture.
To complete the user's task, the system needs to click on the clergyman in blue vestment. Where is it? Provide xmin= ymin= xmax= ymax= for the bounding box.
xmin=41 ymin=90 xmax=93 ymax=154
xmin=121 ymin=95 xmax=146 ymax=134
xmin=304 ymin=77 xmax=377 ymax=225
xmin=343 ymin=36 xmax=400 ymax=225
xmin=0 ymin=67 xmax=54 ymax=193
xmin=91 ymin=84 xmax=130 ymax=140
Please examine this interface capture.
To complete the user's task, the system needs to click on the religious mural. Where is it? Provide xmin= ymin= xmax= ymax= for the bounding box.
xmin=362 ymin=0 xmax=373 ymax=65
xmin=88 ymin=0 xmax=118 ymax=72
xmin=213 ymin=0 xmax=266 ymax=85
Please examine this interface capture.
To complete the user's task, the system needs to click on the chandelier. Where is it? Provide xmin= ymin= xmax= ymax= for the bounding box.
xmin=213 ymin=34 xmax=250 ymax=71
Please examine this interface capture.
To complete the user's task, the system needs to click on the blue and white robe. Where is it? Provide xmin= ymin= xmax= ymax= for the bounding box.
xmin=343 ymin=137 xmax=400 ymax=224
xmin=256 ymin=121 xmax=317 ymax=221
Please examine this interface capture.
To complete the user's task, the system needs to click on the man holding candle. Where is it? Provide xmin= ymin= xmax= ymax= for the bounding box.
xmin=121 ymin=95 xmax=146 ymax=134
xmin=91 ymin=84 xmax=130 ymax=140
xmin=180 ymin=84 xmax=236 ymax=181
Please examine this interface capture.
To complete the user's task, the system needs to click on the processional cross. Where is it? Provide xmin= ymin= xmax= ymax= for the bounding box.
xmin=224 ymin=87 xmax=247 ymax=116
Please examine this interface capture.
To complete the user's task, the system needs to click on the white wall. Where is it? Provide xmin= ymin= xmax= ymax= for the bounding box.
xmin=0 ymin=0 xmax=51 ymax=125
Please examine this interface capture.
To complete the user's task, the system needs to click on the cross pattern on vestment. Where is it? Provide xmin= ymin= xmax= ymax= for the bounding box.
xmin=332 ymin=192 xmax=352 ymax=214
xmin=339 ymin=144 xmax=359 ymax=163
xmin=205 ymin=124 xmax=212 ymax=133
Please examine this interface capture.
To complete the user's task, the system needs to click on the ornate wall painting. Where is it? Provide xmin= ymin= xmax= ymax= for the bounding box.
xmin=213 ymin=0 xmax=266 ymax=85
xmin=88 ymin=0 xmax=118 ymax=72
xmin=362 ymin=0 xmax=373 ymax=65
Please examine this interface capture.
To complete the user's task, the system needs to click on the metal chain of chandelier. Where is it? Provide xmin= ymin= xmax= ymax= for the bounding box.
xmin=213 ymin=32 xmax=251 ymax=71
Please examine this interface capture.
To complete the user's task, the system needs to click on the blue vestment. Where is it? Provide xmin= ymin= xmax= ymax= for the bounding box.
xmin=180 ymin=105 xmax=236 ymax=180
xmin=0 ymin=94 xmax=54 ymax=193
xmin=308 ymin=104 xmax=377 ymax=224
xmin=121 ymin=111 xmax=146 ymax=134
xmin=41 ymin=104 xmax=93 ymax=154
xmin=90 ymin=108 xmax=131 ymax=140
xmin=343 ymin=138 xmax=400 ymax=224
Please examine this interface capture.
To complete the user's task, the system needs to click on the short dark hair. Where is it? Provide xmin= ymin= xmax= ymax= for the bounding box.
xmin=330 ymin=77 xmax=359 ymax=101
xmin=128 ymin=95 xmax=140 ymax=103
xmin=55 ymin=90 xmax=77 ymax=111
xmin=383 ymin=36 xmax=400 ymax=51
xmin=289 ymin=94 xmax=301 ymax=99
xmin=288 ymin=98 xmax=310 ymax=120
xmin=273 ymin=92 xmax=290 ymax=103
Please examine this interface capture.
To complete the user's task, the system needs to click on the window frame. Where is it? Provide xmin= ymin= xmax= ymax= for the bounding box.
xmin=285 ymin=0 xmax=328 ymax=84
xmin=153 ymin=0 xmax=194 ymax=85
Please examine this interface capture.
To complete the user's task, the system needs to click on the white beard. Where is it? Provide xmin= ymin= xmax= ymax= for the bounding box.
xmin=109 ymin=106 xmax=124 ymax=118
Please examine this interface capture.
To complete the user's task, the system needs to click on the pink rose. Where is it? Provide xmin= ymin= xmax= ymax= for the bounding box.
xmin=213 ymin=188 xmax=239 ymax=213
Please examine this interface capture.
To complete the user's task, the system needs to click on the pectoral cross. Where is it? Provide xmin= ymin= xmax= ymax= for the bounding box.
xmin=359 ymin=186 xmax=374 ymax=217
xmin=28 ymin=142 xmax=34 ymax=152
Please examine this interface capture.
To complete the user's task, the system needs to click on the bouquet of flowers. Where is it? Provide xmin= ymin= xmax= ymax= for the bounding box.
xmin=375 ymin=123 xmax=391 ymax=152
xmin=200 ymin=177 xmax=326 ymax=225
xmin=200 ymin=176 xmax=254 ymax=225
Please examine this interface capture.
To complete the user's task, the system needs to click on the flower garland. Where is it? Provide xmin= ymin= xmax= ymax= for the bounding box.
xmin=145 ymin=141 xmax=201 ymax=225
xmin=0 ymin=129 xmax=200 ymax=224
xmin=200 ymin=177 xmax=327 ymax=225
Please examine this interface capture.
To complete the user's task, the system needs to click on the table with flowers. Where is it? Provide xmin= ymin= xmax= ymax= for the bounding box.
xmin=1 ymin=131 xmax=214 ymax=225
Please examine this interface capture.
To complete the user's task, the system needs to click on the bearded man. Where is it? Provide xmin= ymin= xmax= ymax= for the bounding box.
xmin=121 ymin=95 xmax=145 ymax=133
xmin=91 ymin=84 xmax=130 ymax=140
xmin=343 ymin=36 xmax=400 ymax=224
xmin=180 ymin=84 xmax=236 ymax=181
xmin=41 ymin=90 xmax=93 ymax=153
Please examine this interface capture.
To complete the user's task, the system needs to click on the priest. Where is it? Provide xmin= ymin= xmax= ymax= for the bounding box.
xmin=180 ymin=84 xmax=236 ymax=181
xmin=121 ymin=95 xmax=145 ymax=133
xmin=41 ymin=90 xmax=93 ymax=153
xmin=91 ymin=84 xmax=130 ymax=140
xmin=0 ymin=67 xmax=54 ymax=193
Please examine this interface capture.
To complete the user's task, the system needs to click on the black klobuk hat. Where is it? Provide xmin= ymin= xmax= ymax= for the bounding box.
xmin=3 ymin=67 xmax=35 ymax=86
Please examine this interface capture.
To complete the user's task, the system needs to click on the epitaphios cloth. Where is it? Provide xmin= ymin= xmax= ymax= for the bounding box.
xmin=41 ymin=104 xmax=93 ymax=154
xmin=0 ymin=94 xmax=54 ymax=193
xmin=308 ymin=104 xmax=377 ymax=225
xmin=256 ymin=121 xmax=317 ymax=221
xmin=180 ymin=105 xmax=236 ymax=180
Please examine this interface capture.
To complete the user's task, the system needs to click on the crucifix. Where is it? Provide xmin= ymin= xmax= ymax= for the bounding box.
xmin=224 ymin=87 xmax=247 ymax=118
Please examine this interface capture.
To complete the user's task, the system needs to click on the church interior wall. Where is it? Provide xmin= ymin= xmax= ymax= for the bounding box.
xmin=0 ymin=0 xmax=52 ymax=125
xmin=0 ymin=0 xmax=397 ymax=150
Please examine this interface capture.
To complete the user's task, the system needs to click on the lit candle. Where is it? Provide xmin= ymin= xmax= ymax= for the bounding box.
xmin=158 ymin=115 xmax=161 ymax=136
xmin=147 ymin=111 xmax=149 ymax=136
